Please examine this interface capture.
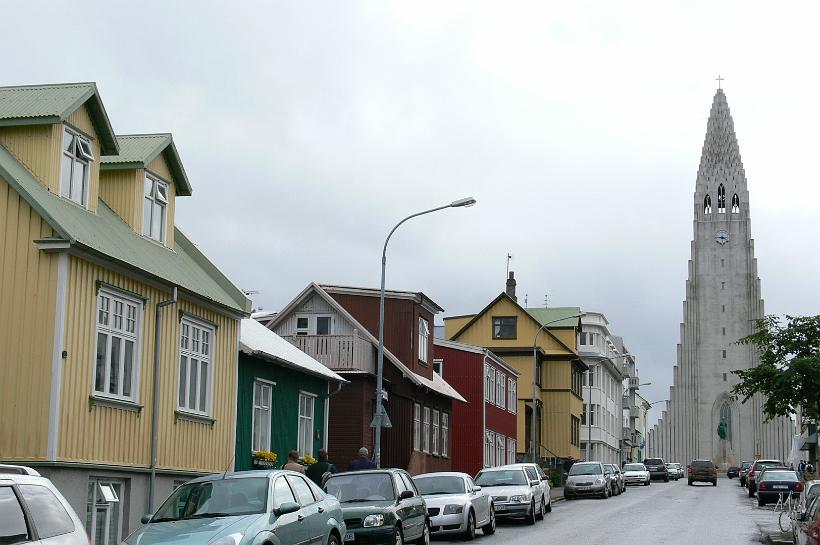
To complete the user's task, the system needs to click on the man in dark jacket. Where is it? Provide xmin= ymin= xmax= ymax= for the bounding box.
xmin=306 ymin=449 xmax=337 ymax=487
xmin=347 ymin=447 xmax=376 ymax=471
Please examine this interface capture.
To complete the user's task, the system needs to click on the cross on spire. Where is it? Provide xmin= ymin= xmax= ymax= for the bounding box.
xmin=716 ymin=75 xmax=725 ymax=89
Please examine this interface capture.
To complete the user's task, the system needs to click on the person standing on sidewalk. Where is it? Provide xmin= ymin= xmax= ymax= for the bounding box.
xmin=283 ymin=450 xmax=306 ymax=474
xmin=306 ymin=449 xmax=337 ymax=486
xmin=347 ymin=447 xmax=376 ymax=471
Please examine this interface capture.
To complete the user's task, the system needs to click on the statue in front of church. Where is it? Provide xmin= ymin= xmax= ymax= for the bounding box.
xmin=717 ymin=418 xmax=728 ymax=440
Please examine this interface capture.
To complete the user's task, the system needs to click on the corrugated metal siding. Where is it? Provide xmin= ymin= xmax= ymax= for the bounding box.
xmin=0 ymin=178 xmax=58 ymax=460
xmin=147 ymin=153 xmax=173 ymax=182
xmin=234 ymin=354 xmax=327 ymax=471
xmin=65 ymin=105 xmax=101 ymax=213
xmin=99 ymin=169 xmax=140 ymax=229
xmin=59 ymin=256 xmax=239 ymax=472
xmin=328 ymin=378 xmax=370 ymax=472
xmin=0 ymin=124 xmax=60 ymax=191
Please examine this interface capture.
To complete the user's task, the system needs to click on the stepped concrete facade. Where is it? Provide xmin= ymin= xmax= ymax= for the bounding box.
xmin=647 ymin=89 xmax=793 ymax=467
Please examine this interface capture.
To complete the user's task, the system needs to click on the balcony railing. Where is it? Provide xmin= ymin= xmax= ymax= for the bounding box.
xmin=282 ymin=332 xmax=375 ymax=374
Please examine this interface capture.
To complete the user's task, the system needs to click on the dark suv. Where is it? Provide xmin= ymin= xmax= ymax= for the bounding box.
xmin=643 ymin=458 xmax=669 ymax=482
xmin=687 ymin=459 xmax=717 ymax=486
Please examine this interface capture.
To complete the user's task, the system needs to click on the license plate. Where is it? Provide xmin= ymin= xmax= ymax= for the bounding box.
xmin=344 ymin=533 xmax=355 ymax=542
xmin=495 ymin=505 xmax=506 ymax=511
xmin=772 ymin=485 xmax=788 ymax=490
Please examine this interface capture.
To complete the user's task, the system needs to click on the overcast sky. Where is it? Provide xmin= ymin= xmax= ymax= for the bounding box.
xmin=5 ymin=1 xmax=819 ymax=425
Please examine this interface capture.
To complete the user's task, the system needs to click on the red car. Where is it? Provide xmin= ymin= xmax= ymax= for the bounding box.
xmin=793 ymin=494 xmax=820 ymax=545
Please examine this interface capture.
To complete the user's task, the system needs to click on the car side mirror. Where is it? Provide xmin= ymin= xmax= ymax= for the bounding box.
xmin=541 ymin=475 xmax=549 ymax=481
xmin=473 ymin=485 xmax=482 ymax=491
xmin=530 ymin=480 xmax=540 ymax=486
xmin=276 ymin=501 xmax=301 ymax=516
xmin=399 ymin=490 xmax=414 ymax=501
xmin=140 ymin=514 xmax=153 ymax=524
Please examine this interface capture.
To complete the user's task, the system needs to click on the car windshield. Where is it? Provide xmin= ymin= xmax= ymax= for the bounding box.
xmin=325 ymin=473 xmax=395 ymax=502
xmin=569 ymin=464 xmax=602 ymax=476
xmin=808 ymin=483 xmax=820 ymax=497
xmin=413 ymin=476 xmax=465 ymax=496
xmin=152 ymin=477 xmax=268 ymax=522
xmin=474 ymin=470 xmax=528 ymax=487
xmin=755 ymin=461 xmax=781 ymax=470
xmin=643 ymin=459 xmax=663 ymax=466
xmin=623 ymin=464 xmax=645 ymax=472
xmin=761 ymin=471 xmax=798 ymax=482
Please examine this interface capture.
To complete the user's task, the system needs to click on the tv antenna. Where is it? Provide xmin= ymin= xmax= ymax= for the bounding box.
xmin=506 ymin=253 xmax=513 ymax=278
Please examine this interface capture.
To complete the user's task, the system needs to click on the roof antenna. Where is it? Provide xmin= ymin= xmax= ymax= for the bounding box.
xmin=506 ymin=253 xmax=513 ymax=279
xmin=221 ymin=451 xmax=235 ymax=479
xmin=544 ymin=294 xmax=549 ymax=307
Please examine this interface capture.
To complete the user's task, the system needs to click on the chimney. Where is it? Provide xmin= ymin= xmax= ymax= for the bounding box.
xmin=506 ymin=271 xmax=517 ymax=302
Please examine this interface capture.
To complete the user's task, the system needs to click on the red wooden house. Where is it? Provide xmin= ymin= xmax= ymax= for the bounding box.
xmin=434 ymin=338 xmax=520 ymax=476
xmin=267 ymin=283 xmax=465 ymax=474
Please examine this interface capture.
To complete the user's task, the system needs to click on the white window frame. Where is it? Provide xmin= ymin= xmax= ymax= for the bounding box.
xmin=496 ymin=434 xmax=505 ymax=467
xmin=86 ymin=478 xmax=124 ymax=545
xmin=413 ymin=403 xmax=421 ymax=451
xmin=295 ymin=315 xmax=310 ymax=336
xmin=93 ymin=288 xmax=142 ymax=402
xmin=508 ymin=378 xmax=517 ymax=413
xmin=507 ymin=438 xmax=516 ymax=464
xmin=418 ymin=317 xmax=429 ymax=363
xmin=60 ymin=126 xmax=93 ymax=207
xmin=484 ymin=365 xmax=492 ymax=402
xmin=423 ymin=407 xmax=431 ymax=453
xmin=487 ymin=367 xmax=496 ymax=404
xmin=315 ymin=315 xmax=333 ymax=336
xmin=441 ymin=413 xmax=449 ymax=458
xmin=485 ymin=432 xmax=494 ymax=467
xmin=298 ymin=391 xmax=316 ymax=458
xmin=142 ymin=173 xmax=168 ymax=243
xmin=177 ymin=316 xmax=215 ymax=416
xmin=432 ymin=358 xmax=443 ymax=375
xmin=431 ymin=409 xmax=440 ymax=455
xmin=251 ymin=379 xmax=274 ymax=452
xmin=496 ymin=371 xmax=505 ymax=407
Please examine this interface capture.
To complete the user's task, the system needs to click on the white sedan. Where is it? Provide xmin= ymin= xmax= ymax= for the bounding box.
xmin=622 ymin=463 xmax=651 ymax=486
xmin=413 ymin=472 xmax=495 ymax=540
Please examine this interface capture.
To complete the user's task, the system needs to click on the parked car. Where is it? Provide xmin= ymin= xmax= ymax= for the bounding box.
xmin=804 ymin=480 xmax=820 ymax=504
xmin=413 ymin=472 xmax=495 ymax=540
xmin=0 ymin=464 xmax=42 ymax=476
xmin=666 ymin=463 xmax=683 ymax=480
xmin=622 ymin=463 xmax=651 ymax=486
xmin=747 ymin=459 xmax=783 ymax=497
xmin=739 ymin=460 xmax=753 ymax=487
xmin=126 ymin=470 xmax=345 ymax=545
xmin=606 ymin=464 xmax=626 ymax=494
xmin=564 ymin=461 xmax=611 ymax=500
xmin=756 ymin=469 xmax=803 ymax=507
xmin=602 ymin=465 xmax=620 ymax=495
xmin=504 ymin=463 xmax=552 ymax=512
xmin=726 ymin=466 xmax=740 ymax=479
xmin=644 ymin=458 xmax=670 ymax=482
xmin=325 ymin=469 xmax=428 ymax=545
xmin=791 ymin=494 xmax=820 ymax=545
xmin=687 ymin=459 xmax=717 ymax=486
xmin=474 ymin=466 xmax=545 ymax=524
xmin=0 ymin=469 xmax=88 ymax=545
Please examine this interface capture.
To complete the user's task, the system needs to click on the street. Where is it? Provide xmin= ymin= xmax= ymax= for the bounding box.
xmin=436 ymin=478 xmax=789 ymax=545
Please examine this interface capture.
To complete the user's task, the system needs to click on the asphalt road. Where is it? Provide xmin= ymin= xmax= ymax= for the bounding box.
xmin=435 ymin=477 xmax=788 ymax=545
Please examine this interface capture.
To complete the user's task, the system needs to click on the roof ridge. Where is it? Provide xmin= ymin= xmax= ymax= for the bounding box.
xmin=0 ymin=82 xmax=96 ymax=91
xmin=115 ymin=133 xmax=173 ymax=138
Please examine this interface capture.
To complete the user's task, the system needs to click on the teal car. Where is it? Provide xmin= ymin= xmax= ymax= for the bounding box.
xmin=324 ymin=469 xmax=429 ymax=545
xmin=123 ymin=470 xmax=346 ymax=545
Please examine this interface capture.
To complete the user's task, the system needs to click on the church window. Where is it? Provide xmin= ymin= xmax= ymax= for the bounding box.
xmin=721 ymin=259 xmax=724 ymax=268
xmin=721 ymin=282 xmax=725 ymax=290
xmin=722 ymin=350 xmax=726 ymax=358
xmin=719 ymin=401 xmax=732 ymax=442
xmin=731 ymin=193 xmax=740 ymax=213
xmin=722 ymin=305 xmax=725 ymax=312
xmin=722 ymin=373 xmax=727 ymax=382
xmin=722 ymin=327 xmax=726 ymax=336
xmin=717 ymin=185 xmax=726 ymax=213
xmin=703 ymin=194 xmax=712 ymax=214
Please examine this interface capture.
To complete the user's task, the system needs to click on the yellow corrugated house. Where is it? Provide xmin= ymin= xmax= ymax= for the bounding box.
xmin=444 ymin=277 xmax=585 ymax=463
xmin=0 ymin=82 xmax=250 ymax=543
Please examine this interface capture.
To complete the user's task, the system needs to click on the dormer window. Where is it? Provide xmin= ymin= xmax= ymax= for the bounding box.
xmin=60 ymin=126 xmax=94 ymax=206
xmin=143 ymin=174 xmax=168 ymax=243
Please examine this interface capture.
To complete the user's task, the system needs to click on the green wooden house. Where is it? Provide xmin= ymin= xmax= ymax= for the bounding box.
xmin=236 ymin=318 xmax=345 ymax=470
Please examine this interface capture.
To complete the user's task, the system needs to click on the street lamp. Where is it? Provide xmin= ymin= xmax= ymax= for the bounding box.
xmin=373 ymin=197 xmax=476 ymax=468
xmin=585 ymin=353 xmax=632 ymax=462
xmin=530 ymin=313 xmax=583 ymax=463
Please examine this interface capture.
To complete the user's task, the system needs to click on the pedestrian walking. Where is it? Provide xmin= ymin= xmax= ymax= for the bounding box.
xmin=306 ymin=449 xmax=337 ymax=487
xmin=347 ymin=447 xmax=376 ymax=471
xmin=283 ymin=450 xmax=306 ymax=474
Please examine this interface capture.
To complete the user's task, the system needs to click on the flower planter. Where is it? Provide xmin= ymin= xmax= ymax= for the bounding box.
xmin=252 ymin=457 xmax=278 ymax=470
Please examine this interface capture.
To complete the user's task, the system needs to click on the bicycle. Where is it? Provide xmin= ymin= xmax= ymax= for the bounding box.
xmin=774 ymin=492 xmax=804 ymax=533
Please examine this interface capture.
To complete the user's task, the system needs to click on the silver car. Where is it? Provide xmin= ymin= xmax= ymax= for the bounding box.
xmin=622 ymin=463 xmax=651 ymax=486
xmin=0 ymin=469 xmax=89 ymax=544
xmin=474 ymin=466 xmax=545 ymax=524
xmin=564 ymin=461 xmax=610 ymax=499
xmin=503 ymin=463 xmax=552 ymax=513
xmin=413 ymin=472 xmax=495 ymax=540
xmin=605 ymin=464 xmax=625 ymax=495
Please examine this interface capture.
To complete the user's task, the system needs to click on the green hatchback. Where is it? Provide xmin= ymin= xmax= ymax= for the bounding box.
xmin=325 ymin=469 xmax=429 ymax=545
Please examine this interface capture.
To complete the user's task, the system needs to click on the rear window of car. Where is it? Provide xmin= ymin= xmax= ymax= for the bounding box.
xmin=644 ymin=459 xmax=663 ymax=465
xmin=691 ymin=460 xmax=714 ymax=468
xmin=754 ymin=461 xmax=781 ymax=471
xmin=761 ymin=471 xmax=798 ymax=482
xmin=18 ymin=484 xmax=75 ymax=539
xmin=623 ymin=464 xmax=645 ymax=472
xmin=741 ymin=462 xmax=752 ymax=470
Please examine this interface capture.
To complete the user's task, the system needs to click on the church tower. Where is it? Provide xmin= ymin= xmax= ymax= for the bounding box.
xmin=648 ymin=88 xmax=793 ymax=466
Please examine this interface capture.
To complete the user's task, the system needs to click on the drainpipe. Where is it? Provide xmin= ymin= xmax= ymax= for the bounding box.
xmin=483 ymin=352 xmax=488 ymax=467
xmin=148 ymin=286 xmax=177 ymax=514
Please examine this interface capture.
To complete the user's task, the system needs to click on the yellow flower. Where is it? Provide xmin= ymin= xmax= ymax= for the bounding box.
xmin=253 ymin=450 xmax=278 ymax=462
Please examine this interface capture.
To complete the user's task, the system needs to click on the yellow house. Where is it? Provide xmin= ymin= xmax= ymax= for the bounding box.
xmin=0 ymin=83 xmax=250 ymax=542
xmin=444 ymin=291 xmax=586 ymax=462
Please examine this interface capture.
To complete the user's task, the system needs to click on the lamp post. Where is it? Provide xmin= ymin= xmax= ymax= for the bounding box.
xmin=530 ymin=313 xmax=583 ymax=463
xmin=585 ymin=353 xmax=632 ymax=462
xmin=373 ymin=197 xmax=476 ymax=468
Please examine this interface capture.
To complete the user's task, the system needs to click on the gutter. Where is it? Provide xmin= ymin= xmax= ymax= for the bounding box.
xmin=148 ymin=286 xmax=177 ymax=513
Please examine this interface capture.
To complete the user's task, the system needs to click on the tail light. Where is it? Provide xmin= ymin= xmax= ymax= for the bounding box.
xmin=758 ymin=482 xmax=768 ymax=491
xmin=712 ymin=467 xmax=717 ymax=474
xmin=687 ymin=466 xmax=693 ymax=472
xmin=795 ymin=482 xmax=803 ymax=492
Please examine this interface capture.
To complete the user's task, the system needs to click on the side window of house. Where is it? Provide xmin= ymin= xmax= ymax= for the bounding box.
xmin=422 ymin=407 xmax=430 ymax=453
xmin=252 ymin=380 xmax=273 ymax=452
xmin=492 ymin=316 xmax=516 ymax=339
xmin=295 ymin=317 xmax=309 ymax=335
xmin=143 ymin=174 xmax=168 ymax=243
xmin=496 ymin=371 xmax=505 ymax=407
xmin=508 ymin=378 xmax=517 ymax=413
xmin=60 ymin=126 xmax=94 ymax=207
xmin=178 ymin=317 xmax=215 ymax=415
xmin=316 ymin=316 xmax=332 ymax=335
xmin=272 ymin=477 xmax=296 ymax=508
xmin=18 ymin=484 xmax=75 ymax=539
xmin=418 ymin=317 xmax=429 ymax=363
xmin=413 ymin=403 xmax=421 ymax=451
xmin=0 ymin=486 xmax=29 ymax=542
xmin=441 ymin=413 xmax=449 ymax=458
xmin=431 ymin=409 xmax=440 ymax=455
xmin=95 ymin=288 xmax=142 ymax=402
xmin=297 ymin=393 xmax=316 ymax=459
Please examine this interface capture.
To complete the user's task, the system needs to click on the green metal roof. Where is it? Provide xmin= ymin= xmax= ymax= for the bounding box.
xmin=101 ymin=134 xmax=192 ymax=196
xmin=0 ymin=142 xmax=249 ymax=315
xmin=526 ymin=307 xmax=582 ymax=328
xmin=0 ymin=83 xmax=118 ymax=155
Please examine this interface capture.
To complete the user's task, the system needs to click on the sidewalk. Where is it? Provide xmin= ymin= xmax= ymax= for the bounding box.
xmin=550 ymin=486 xmax=565 ymax=503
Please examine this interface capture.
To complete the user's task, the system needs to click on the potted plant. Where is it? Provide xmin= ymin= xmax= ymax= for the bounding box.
xmin=298 ymin=454 xmax=317 ymax=467
xmin=252 ymin=450 xmax=278 ymax=469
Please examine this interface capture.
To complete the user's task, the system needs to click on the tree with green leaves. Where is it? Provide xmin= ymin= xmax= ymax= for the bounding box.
xmin=732 ymin=315 xmax=820 ymax=466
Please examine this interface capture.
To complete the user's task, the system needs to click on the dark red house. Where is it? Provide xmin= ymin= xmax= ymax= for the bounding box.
xmin=267 ymin=283 xmax=465 ymax=474
xmin=434 ymin=338 xmax=520 ymax=476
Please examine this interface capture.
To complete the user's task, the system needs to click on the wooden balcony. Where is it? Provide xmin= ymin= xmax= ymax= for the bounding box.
xmin=282 ymin=332 xmax=375 ymax=374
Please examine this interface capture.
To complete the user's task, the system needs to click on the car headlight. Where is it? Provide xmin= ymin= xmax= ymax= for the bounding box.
xmin=210 ymin=534 xmax=243 ymax=545
xmin=595 ymin=478 xmax=604 ymax=485
xmin=443 ymin=504 xmax=464 ymax=515
xmin=363 ymin=514 xmax=385 ymax=527
xmin=509 ymin=495 xmax=527 ymax=503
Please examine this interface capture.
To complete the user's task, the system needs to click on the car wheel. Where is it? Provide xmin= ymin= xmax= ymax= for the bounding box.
xmin=328 ymin=532 xmax=341 ymax=545
xmin=664 ymin=476 xmax=669 ymax=482
xmin=526 ymin=500 xmax=536 ymax=525
xmin=645 ymin=479 xmax=650 ymax=486
xmin=601 ymin=486 xmax=609 ymax=500
xmin=748 ymin=487 xmax=755 ymax=498
xmin=482 ymin=506 xmax=496 ymax=535
xmin=464 ymin=510 xmax=476 ymax=540
xmin=758 ymin=497 xmax=766 ymax=507
xmin=712 ymin=480 xmax=717 ymax=487
xmin=414 ymin=521 xmax=430 ymax=545
xmin=536 ymin=498 xmax=545 ymax=520
xmin=545 ymin=496 xmax=552 ymax=513
xmin=688 ymin=480 xmax=693 ymax=486
xmin=393 ymin=527 xmax=404 ymax=545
